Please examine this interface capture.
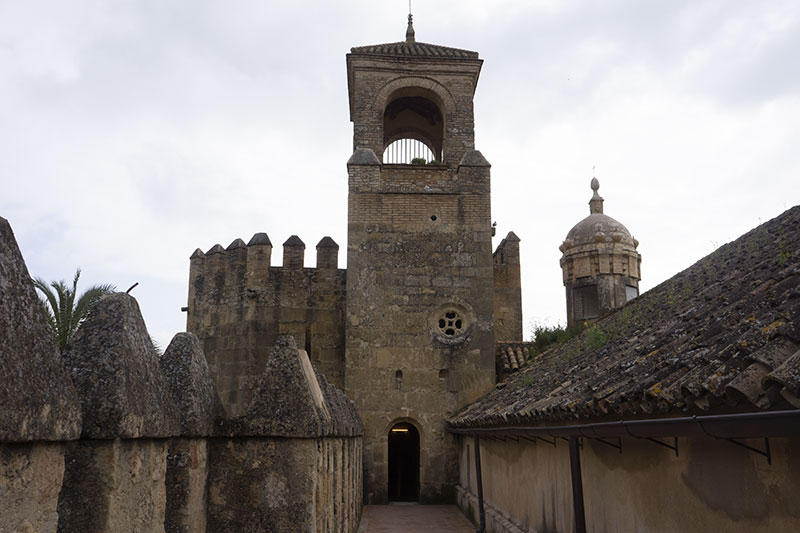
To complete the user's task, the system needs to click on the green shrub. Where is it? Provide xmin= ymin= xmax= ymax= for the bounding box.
xmin=529 ymin=322 xmax=582 ymax=355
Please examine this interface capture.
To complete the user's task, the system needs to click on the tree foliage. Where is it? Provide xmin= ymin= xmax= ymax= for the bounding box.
xmin=33 ymin=269 xmax=116 ymax=349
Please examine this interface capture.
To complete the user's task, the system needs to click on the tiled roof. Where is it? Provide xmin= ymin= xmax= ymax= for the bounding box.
xmin=496 ymin=342 xmax=535 ymax=375
xmin=452 ymin=206 xmax=800 ymax=428
xmin=349 ymin=41 xmax=479 ymax=59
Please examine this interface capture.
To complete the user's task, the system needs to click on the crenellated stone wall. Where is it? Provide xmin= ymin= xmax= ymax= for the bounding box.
xmin=0 ymin=216 xmax=363 ymax=533
xmin=186 ymin=233 xmax=346 ymax=416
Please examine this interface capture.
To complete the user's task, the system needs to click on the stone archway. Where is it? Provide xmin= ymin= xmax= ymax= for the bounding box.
xmin=387 ymin=421 xmax=420 ymax=501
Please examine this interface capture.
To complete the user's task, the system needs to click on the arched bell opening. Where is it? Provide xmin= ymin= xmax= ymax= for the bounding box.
xmin=383 ymin=137 xmax=436 ymax=164
xmin=387 ymin=421 xmax=420 ymax=501
xmin=383 ymin=88 xmax=444 ymax=163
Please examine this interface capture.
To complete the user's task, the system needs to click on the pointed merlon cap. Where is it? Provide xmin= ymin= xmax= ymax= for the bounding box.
xmin=283 ymin=235 xmax=305 ymax=248
xmin=505 ymin=231 xmax=521 ymax=242
xmin=589 ymin=178 xmax=604 ymax=214
xmin=347 ymin=147 xmax=381 ymax=166
xmin=316 ymin=236 xmax=339 ymax=249
xmin=190 ymin=248 xmax=205 ymax=260
xmin=206 ymin=244 xmax=225 ymax=255
xmin=247 ymin=232 xmax=272 ymax=246
xmin=226 ymin=238 xmax=246 ymax=250
xmin=406 ymin=13 xmax=416 ymax=43
xmin=458 ymin=150 xmax=491 ymax=168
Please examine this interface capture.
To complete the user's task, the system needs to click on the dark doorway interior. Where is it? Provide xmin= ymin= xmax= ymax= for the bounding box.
xmin=388 ymin=422 xmax=420 ymax=501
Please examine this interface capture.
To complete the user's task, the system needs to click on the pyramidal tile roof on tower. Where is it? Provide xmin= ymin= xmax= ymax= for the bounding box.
xmin=452 ymin=205 xmax=800 ymax=428
xmin=350 ymin=41 xmax=479 ymax=59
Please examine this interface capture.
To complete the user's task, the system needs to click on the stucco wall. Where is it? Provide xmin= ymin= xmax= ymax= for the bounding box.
xmin=458 ymin=435 xmax=800 ymax=532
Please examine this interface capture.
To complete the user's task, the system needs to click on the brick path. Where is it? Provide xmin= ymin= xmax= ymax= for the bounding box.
xmin=357 ymin=504 xmax=475 ymax=532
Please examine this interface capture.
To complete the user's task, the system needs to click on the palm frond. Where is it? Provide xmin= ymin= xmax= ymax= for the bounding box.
xmin=33 ymin=277 xmax=58 ymax=333
xmin=33 ymin=269 xmax=115 ymax=349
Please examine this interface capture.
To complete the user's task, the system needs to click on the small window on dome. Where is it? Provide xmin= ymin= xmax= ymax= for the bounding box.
xmin=573 ymin=285 xmax=599 ymax=321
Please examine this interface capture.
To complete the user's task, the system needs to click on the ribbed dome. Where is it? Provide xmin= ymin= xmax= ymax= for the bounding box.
xmin=564 ymin=213 xmax=635 ymax=247
xmin=559 ymin=179 xmax=638 ymax=252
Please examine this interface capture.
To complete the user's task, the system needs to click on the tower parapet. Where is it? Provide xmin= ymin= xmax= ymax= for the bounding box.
xmin=560 ymin=179 xmax=641 ymax=328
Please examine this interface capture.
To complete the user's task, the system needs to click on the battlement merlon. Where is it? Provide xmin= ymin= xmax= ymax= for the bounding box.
xmin=493 ymin=231 xmax=523 ymax=342
xmin=493 ymin=231 xmax=521 ymax=266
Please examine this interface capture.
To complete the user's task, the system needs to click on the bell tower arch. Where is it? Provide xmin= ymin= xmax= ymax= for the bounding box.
xmin=346 ymin=15 xmax=482 ymax=167
xmin=344 ymin=15 xmax=496 ymax=504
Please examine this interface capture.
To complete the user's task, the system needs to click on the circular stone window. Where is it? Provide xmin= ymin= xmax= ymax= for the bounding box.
xmin=438 ymin=309 xmax=464 ymax=337
xmin=430 ymin=302 xmax=475 ymax=345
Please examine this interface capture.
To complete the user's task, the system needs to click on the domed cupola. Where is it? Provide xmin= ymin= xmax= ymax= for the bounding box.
xmin=559 ymin=178 xmax=641 ymax=328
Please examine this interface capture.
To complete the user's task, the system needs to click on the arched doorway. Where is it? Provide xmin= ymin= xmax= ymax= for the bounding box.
xmin=387 ymin=421 xmax=420 ymax=501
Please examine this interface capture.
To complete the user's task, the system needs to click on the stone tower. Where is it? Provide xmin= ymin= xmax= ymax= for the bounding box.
xmin=560 ymin=179 xmax=641 ymax=328
xmin=344 ymin=16 xmax=496 ymax=503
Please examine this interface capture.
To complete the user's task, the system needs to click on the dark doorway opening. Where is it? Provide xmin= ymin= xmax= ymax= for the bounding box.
xmin=388 ymin=422 xmax=420 ymax=501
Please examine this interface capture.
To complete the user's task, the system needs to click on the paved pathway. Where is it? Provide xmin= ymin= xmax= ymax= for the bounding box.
xmin=358 ymin=504 xmax=475 ymax=533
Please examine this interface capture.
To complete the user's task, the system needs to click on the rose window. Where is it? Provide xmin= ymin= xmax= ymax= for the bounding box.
xmin=438 ymin=310 xmax=464 ymax=337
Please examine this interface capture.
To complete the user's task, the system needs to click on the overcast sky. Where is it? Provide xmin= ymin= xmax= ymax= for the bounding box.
xmin=2 ymin=0 xmax=798 ymax=349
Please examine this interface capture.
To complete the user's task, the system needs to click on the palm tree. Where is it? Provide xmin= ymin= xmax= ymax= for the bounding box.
xmin=33 ymin=269 xmax=116 ymax=349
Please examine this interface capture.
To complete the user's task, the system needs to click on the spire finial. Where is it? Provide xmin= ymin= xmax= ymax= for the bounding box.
xmin=589 ymin=177 xmax=603 ymax=214
xmin=406 ymin=9 xmax=415 ymax=43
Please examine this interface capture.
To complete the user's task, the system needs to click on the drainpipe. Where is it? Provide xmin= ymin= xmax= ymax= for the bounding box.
xmin=474 ymin=435 xmax=486 ymax=532
xmin=568 ymin=437 xmax=586 ymax=533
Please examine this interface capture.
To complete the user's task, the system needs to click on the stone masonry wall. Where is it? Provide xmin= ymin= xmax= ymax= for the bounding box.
xmin=345 ymin=152 xmax=496 ymax=504
xmin=1 ymin=216 xmax=363 ymax=532
xmin=187 ymin=234 xmax=346 ymax=416
xmin=346 ymin=53 xmax=483 ymax=166
xmin=0 ymin=216 xmax=81 ymax=533
xmin=209 ymin=337 xmax=364 ymax=532
xmin=493 ymin=232 xmax=522 ymax=342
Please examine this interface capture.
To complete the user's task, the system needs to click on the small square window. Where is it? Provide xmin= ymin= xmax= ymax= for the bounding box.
xmin=573 ymin=286 xmax=599 ymax=320
xmin=626 ymin=285 xmax=639 ymax=302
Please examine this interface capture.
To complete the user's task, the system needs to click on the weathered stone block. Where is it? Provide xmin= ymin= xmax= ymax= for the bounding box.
xmin=57 ymin=439 xmax=168 ymax=533
xmin=236 ymin=336 xmax=330 ymax=437
xmin=160 ymin=332 xmax=224 ymax=435
xmin=0 ymin=216 xmax=81 ymax=442
xmin=0 ymin=443 xmax=65 ymax=532
xmin=61 ymin=293 xmax=179 ymax=439
xmin=206 ymin=438 xmax=317 ymax=532
xmin=164 ymin=439 xmax=208 ymax=533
